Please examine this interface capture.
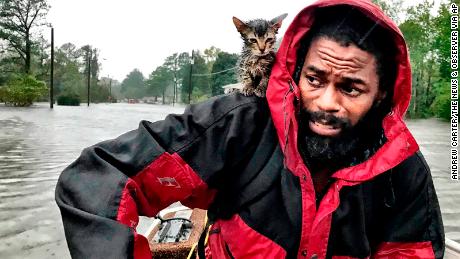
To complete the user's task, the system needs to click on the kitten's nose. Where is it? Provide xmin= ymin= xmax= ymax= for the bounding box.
xmin=259 ymin=48 xmax=265 ymax=53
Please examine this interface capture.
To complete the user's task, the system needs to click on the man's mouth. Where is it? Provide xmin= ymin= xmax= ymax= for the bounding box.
xmin=308 ymin=120 xmax=342 ymax=137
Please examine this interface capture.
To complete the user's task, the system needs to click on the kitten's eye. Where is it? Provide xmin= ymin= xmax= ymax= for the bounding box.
xmin=249 ymin=38 xmax=257 ymax=43
xmin=266 ymin=37 xmax=274 ymax=42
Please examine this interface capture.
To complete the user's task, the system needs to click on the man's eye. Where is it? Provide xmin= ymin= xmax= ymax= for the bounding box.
xmin=306 ymin=76 xmax=321 ymax=87
xmin=341 ymin=85 xmax=362 ymax=97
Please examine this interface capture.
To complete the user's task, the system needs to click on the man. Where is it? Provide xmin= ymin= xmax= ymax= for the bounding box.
xmin=56 ymin=0 xmax=444 ymax=258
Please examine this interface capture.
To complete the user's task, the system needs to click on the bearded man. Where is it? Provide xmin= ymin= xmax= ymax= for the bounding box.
xmin=56 ymin=1 xmax=444 ymax=258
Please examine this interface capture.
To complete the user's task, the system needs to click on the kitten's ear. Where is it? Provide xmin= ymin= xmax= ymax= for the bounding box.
xmin=232 ymin=16 xmax=248 ymax=33
xmin=271 ymin=13 xmax=288 ymax=31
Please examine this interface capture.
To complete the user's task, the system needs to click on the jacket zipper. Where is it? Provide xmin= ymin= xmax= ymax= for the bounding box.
xmin=282 ymin=80 xmax=295 ymax=167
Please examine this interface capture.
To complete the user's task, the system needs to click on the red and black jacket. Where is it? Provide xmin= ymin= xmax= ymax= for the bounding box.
xmin=55 ymin=0 xmax=444 ymax=258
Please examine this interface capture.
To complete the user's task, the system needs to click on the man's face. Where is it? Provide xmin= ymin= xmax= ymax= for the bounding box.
xmin=298 ymin=37 xmax=386 ymax=138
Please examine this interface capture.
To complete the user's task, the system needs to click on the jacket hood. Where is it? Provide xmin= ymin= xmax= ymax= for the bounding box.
xmin=266 ymin=0 xmax=419 ymax=182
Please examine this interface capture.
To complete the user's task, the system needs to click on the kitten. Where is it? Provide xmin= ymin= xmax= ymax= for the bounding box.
xmin=233 ymin=13 xmax=287 ymax=97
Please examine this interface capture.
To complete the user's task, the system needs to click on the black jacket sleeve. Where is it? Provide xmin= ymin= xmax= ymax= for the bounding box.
xmin=55 ymin=94 xmax=271 ymax=259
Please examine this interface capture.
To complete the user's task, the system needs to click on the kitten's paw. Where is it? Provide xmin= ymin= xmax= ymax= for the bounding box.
xmin=241 ymin=87 xmax=255 ymax=96
xmin=254 ymin=88 xmax=266 ymax=98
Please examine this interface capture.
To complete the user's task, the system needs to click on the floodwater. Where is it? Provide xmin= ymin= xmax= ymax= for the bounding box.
xmin=0 ymin=102 xmax=458 ymax=258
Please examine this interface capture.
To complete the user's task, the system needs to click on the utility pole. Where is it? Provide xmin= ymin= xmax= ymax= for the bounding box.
xmin=188 ymin=50 xmax=194 ymax=104
xmin=87 ymin=48 xmax=91 ymax=106
xmin=173 ymin=57 xmax=177 ymax=106
xmin=50 ymin=27 xmax=54 ymax=109
xmin=109 ymin=77 xmax=112 ymax=102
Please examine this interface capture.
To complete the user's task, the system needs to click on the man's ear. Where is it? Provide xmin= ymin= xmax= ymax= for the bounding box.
xmin=232 ymin=16 xmax=248 ymax=33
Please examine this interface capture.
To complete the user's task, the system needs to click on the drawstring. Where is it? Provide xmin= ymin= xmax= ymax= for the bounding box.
xmin=383 ymin=169 xmax=396 ymax=208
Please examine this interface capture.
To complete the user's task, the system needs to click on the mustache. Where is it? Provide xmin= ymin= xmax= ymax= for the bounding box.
xmin=300 ymin=109 xmax=352 ymax=129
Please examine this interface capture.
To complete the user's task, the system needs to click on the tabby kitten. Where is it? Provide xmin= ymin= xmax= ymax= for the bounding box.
xmin=233 ymin=13 xmax=287 ymax=97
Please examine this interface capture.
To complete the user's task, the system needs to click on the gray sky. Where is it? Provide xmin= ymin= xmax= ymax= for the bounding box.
xmin=47 ymin=0 xmax=312 ymax=81
xmin=46 ymin=0 xmax=439 ymax=82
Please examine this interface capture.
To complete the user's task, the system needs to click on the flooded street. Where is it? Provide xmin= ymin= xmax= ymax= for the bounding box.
xmin=0 ymin=103 xmax=185 ymax=259
xmin=0 ymin=102 xmax=458 ymax=258
xmin=406 ymin=119 xmax=460 ymax=243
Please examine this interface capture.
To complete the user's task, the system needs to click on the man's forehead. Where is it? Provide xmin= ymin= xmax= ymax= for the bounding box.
xmin=302 ymin=37 xmax=378 ymax=82
xmin=307 ymin=37 xmax=376 ymax=67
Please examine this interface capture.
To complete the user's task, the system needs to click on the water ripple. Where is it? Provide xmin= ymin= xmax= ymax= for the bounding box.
xmin=0 ymin=103 xmax=457 ymax=259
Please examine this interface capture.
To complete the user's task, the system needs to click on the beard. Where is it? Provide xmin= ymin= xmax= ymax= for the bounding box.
xmin=297 ymin=103 xmax=386 ymax=170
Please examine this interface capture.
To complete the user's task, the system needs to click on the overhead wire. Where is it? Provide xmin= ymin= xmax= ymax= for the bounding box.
xmin=191 ymin=66 xmax=237 ymax=77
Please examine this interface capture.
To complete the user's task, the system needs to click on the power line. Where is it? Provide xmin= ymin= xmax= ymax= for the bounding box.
xmin=192 ymin=66 xmax=237 ymax=77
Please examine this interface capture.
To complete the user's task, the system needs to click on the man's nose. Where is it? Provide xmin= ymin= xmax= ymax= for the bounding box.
xmin=316 ymin=85 xmax=341 ymax=113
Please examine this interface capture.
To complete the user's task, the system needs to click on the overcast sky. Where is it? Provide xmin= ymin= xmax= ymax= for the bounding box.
xmin=46 ymin=0 xmax=439 ymax=82
xmin=47 ymin=0 xmax=313 ymax=81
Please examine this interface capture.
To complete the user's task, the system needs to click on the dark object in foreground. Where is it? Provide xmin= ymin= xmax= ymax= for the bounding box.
xmin=148 ymin=208 xmax=207 ymax=259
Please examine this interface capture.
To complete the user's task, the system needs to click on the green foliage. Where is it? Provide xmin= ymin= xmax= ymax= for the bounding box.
xmin=398 ymin=0 xmax=446 ymax=119
xmin=190 ymin=51 xmax=211 ymax=101
xmin=146 ymin=65 xmax=172 ymax=104
xmin=370 ymin=0 xmax=454 ymax=119
xmin=433 ymin=2 xmax=452 ymax=79
xmin=430 ymin=80 xmax=450 ymax=120
xmin=180 ymin=53 xmax=192 ymax=103
xmin=57 ymin=92 xmax=80 ymax=106
xmin=0 ymin=74 xmax=47 ymax=106
xmin=372 ymin=0 xmax=404 ymax=24
xmin=204 ymin=46 xmax=222 ymax=70
xmin=121 ymin=69 xmax=146 ymax=99
xmin=173 ymin=50 xmax=213 ymax=103
xmin=1 ymin=0 xmax=452 ymax=111
xmin=0 ymin=0 xmax=112 ymax=105
xmin=211 ymin=52 xmax=238 ymax=96
xmin=141 ymin=48 xmax=236 ymax=103
xmin=54 ymin=43 xmax=85 ymax=98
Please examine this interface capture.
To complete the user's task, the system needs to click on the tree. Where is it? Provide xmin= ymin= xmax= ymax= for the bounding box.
xmin=163 ymin=53 xmax=182 ymax=104
xmin=121 ymin=69 xmax=146 ymax=99
xmin=32 ymin=34 xmax=49 ymax=81
xmin=146 ymin=65 xmax=172 ymax=104
xmin=203 ymin=46 xmax=222 ymax=71
xmin=0 ymin=0 xmax=50 ymax=74
xmin=77 ymin=45 xmax=109 ymax=102
xmin=400 ymin=0 xmax=436 ymax=118
xmin=433 ymin=2 xmax=451 ymax=79
xmin=190 ymin=50 xmax=211 ymax=102
xmin=177 ymin=52 xmax=192 ymax=103
xmin=372 ymin=0 xmax=404 ymax=25
xmin=211 ymin=52 xmax=238 ymax=96
xmin=53 ymin=43 xmax=86 ymax=102
xmin=430 ymin=2 xmax=453 ymax=120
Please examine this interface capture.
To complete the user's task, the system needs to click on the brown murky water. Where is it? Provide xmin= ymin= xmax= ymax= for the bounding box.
xmin=0 ymin=103 xmax=185 ymax=259
xmin=0 ymin=103 xmax=457 ymax=258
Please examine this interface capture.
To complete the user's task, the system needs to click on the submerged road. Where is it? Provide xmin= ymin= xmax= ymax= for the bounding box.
xmin=0 ymin=102 xmax=457 ymax=258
